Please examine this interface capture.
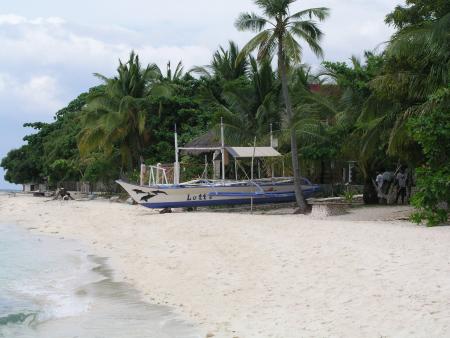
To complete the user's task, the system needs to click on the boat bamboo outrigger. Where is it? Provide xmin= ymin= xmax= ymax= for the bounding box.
xmin=116 ymin=120 xmax=320 ymax=210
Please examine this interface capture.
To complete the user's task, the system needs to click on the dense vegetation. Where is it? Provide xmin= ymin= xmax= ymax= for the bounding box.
xmin=2 ymin=0 xmax=449 ymax=223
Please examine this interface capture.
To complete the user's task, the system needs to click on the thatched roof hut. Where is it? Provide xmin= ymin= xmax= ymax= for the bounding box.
xmin=184 ymin=130 xmax=220 ymax=147
xmin=182 ymin=130 xmax=222 ymax=155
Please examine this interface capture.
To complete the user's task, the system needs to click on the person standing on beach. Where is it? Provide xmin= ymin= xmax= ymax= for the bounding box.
xmin=376 ymin=172 xmax=383 ymax=190
xmin=375 ymin=171 xmax=385 ymax=204
xmin=395 ymin=168 xmax=408 ymax=204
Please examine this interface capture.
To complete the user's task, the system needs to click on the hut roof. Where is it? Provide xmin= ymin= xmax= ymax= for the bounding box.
xmin=181 ymin=130 xmax=222 ymax=155
xmin=226 ymin=147 xmax=281 ymax=158
xmin=184 ymin=130 xmax=220 ymax=148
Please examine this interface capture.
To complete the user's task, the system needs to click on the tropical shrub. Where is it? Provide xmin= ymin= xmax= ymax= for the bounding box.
xmin=409 ymin=88 xmax=450 ymax=225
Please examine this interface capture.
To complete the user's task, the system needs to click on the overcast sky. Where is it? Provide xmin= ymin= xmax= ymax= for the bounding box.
xmin=0 ymin=0 xmax=402 ymax=189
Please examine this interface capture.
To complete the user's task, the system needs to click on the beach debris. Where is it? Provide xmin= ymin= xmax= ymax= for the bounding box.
xmin=109 ymin=196 xmax=120 ymax=202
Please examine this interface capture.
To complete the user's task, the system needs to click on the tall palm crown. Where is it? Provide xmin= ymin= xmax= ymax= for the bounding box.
xmin=235 ymin=0 xmax=329 ymax=212
xmin=191 ymin=41 xmax=248 ymax=81
xmin=78 ymin=51 xmax=167 ymax=170
xmin=359 ymin=6 xmax=449 ymax=164
xmin=211 ymin=41 xmax=249 ymax=81
xmin=158 ymin=61 xmax=185 ymax=82
xmin=203 ymin=56 xmax=280 ymax=144
xmin=235 ymin=0 xmax=328 ymax=65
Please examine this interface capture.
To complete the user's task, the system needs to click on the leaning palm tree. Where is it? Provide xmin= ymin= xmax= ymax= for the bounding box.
xmin=235 ymin=0 xmax=329 ymax=213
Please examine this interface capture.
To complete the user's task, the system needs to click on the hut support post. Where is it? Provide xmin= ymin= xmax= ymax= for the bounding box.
xmin=258 ymin=160 xmax=261 ymax=179
xmin=140 ymin=163 xmax=146 ymax=186
xmin=220 ymin=118 xmax=225 ymax=181
xmin=270 ymin=123 xmax=274 ymax=178
xmin=174 ymin=125 xmax=180 ymax=184
xmin=251 ymin=137 xmax=256 ymax=181
xmin=156 ymin=163 xmax=161 ymax=184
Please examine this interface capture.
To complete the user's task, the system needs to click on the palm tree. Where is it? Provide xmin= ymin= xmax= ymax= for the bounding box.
xmin=320 ymin=53 xmax=390 ymax=203
xmin=190 ymin=41 xmax=248 ymax=81
xmin=78 ymin=51 xmax=169 ymax=171
xmin=158 ymin=61 xmax=185 ymax=82
xmin=371 ymin=10 xmax=450 ymax=155
xmin=201 ymin=56 xmax=280 ymax=144
xmin=235 ymin=0 xmax=329 ymax=213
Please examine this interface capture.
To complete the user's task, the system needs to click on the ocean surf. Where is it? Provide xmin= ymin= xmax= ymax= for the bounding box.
xmin=0 ymin=224 xmax=199 ymax=338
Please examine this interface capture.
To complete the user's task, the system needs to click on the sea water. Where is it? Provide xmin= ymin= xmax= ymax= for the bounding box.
xmin=0 ymin=224 xmax=199 ymax=338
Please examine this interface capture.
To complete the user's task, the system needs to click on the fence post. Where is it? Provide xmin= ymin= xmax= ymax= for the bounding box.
xmin=140 ymin=163 xmax=146 ymax=186
xmin=156 ymin=163 xmax=161 ymax=184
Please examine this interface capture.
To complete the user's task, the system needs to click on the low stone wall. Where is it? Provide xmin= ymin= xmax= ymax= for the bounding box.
xmin=308 ymin=196 xmax=353 ymax=218
xmin=311 ymin=204 xmax=350 ymax=218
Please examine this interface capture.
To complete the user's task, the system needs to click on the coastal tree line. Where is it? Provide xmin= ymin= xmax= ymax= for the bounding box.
xmin=2 ymin=0 xmax=449 ymax=224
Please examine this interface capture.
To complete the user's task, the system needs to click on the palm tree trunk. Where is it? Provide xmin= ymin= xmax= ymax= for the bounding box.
xmin=278 ymin=41 xmax=308 ymax=213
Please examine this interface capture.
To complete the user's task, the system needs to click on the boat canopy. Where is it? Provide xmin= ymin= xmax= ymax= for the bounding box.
xmin=225 ymin=146 xmax=281 ymax=158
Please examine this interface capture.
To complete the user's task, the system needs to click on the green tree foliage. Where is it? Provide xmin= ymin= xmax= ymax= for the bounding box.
xmin=409 ymin=88 xmax=450 ymax=225
xmin=1 ymin=145 xmax=43 ymax=184
xmin=200 ymin=55 xmax=280 ymax=145
xmin=321 ymin=53 xmax=390 ymax=203
xmin=378 ymin=0 xmax=449 ymax=221
xmin=386 ymin=0 xmax=450 ymax=28
xmin=78 ymin=51 xmax=170 ymax=170
xmin=1 ymin=91 xmax=92 ymax=185
xmin=319 ymin=0 xmax=449 ymax=210
xmin=373 ymin=0 xmax=449 ymax=156
xmin=191 ymin=42 xmax=252 ymax=133
xmin=82 ymin=153 xmax=120 ymax=186
xmin=142 ymin=78 xmax=211 ymax=165
xmin=191 ymin=41 xmax=249 ymax=82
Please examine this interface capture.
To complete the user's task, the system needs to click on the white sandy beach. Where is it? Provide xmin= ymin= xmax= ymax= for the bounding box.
xmin=1 ymin=194 xmax=450 ymax=338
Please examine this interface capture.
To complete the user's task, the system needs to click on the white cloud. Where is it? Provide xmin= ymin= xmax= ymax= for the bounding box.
xmin=0 ymin=1 xmax=401 ymax=87
xmin=22 ymin=75 xmax=63 ymax=112
xmin=0 ymin=14 xmax=65 ymax=26
xmin=0 ymin=13 xmax=213 ymax=121
xmin=0 ymin=73 xmax=64 ymax=118
xmin=0 ymin=14 xmax=27 ymax=25
xmin=31 ymin=16 xmax=65 ymax=25
xmin=0 ymin=13 xmax=212 ymax=77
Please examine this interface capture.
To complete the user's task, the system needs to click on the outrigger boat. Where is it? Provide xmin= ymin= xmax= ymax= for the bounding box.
xmin=116 ymin=121 xmax=320 ymax=210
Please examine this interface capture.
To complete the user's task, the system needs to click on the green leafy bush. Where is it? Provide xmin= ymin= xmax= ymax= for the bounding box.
xmin=408 ymin=88 xmax=450 ymax=226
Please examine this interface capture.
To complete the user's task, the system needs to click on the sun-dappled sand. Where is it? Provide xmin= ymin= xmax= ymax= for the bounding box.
xmin=1 ymin=194 xmax=450 ymax=338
